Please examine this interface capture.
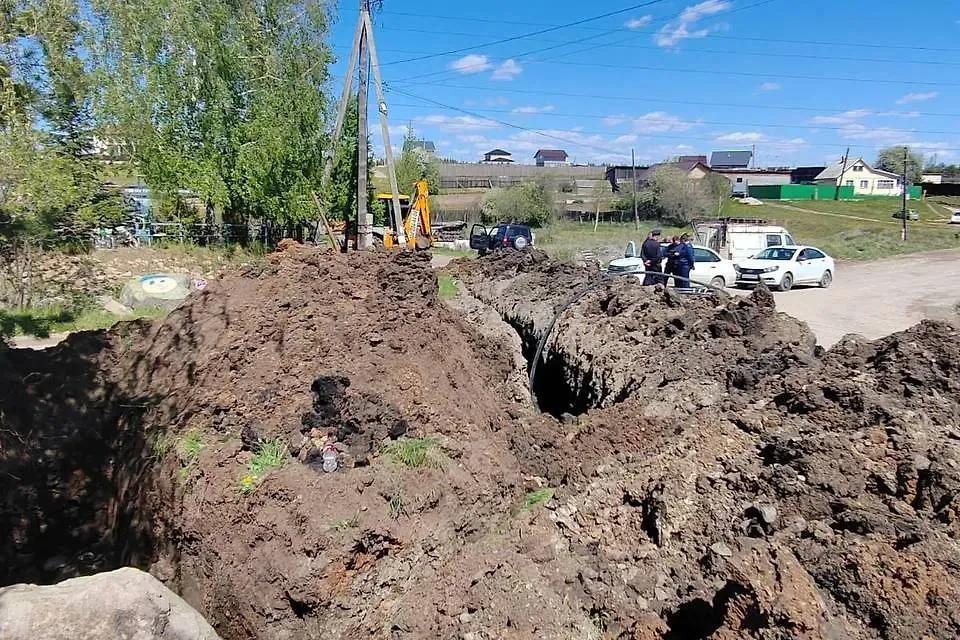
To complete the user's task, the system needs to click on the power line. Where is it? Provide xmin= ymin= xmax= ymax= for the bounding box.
xmin=383 ymin=88 xmax=960 ymax=154
xmin=378 ymin=9 xmax=960 ymax=54
xmin=398 ymin=53 xmax=960 ymax=88
xmin=383 ymin=85 xmax=621 ymax=155
xmin=361 ymin=31 xmax=960 ymax=68
xmin=399 ymin=79 xmax=960 ymax=118
xmin=378 ymin=0 xmax=672 ymax=67
xmin=383 ymin=101 xmax=960 ymax=138
xmin=395 ymin=0 xmax=783 ymax=85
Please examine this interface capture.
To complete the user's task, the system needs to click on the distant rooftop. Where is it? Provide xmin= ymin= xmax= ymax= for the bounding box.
xmin=710 ymin=150 xmax=753 ymax=168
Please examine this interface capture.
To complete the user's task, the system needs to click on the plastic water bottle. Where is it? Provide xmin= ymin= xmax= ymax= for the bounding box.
xmin=322 ymin=449 xmax=338 ymax=473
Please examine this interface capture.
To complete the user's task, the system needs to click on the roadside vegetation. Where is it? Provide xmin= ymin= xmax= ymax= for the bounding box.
xmin=437 ymin=274 xmax=459 ymax=299
xmin=723 ymin=198 xmax=960 ymax=261
xmin=0 ymin=303 xmax=166 ymax=340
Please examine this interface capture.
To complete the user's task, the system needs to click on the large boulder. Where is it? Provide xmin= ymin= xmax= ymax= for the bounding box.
xmin=0 ymin=568 xmax=222 ymax=640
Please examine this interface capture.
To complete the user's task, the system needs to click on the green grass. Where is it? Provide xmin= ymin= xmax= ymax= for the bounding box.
xmin=527 ymin=198 xmax=960 ymax=265
xmin=0 ymin=305 xmax=166 ymax=339
xmin=175 ymin=429 xmax=205 ymax=480
xmin=388 ymin=489 xmax=407 ymax=519
xmin=380 ymin=438 xmax=445 ymax=469
xmin=437 ymin=274 xmax=459 ymax=299
xmin=239 ymin=438 xmax=290 ymax=495
xmin=723 ymin=198 xmax=960 ymax=261
xmin=151 ymin=431 xmax=175 ymax=461
xmin=522 ymin=488 xmax=555 ymax=512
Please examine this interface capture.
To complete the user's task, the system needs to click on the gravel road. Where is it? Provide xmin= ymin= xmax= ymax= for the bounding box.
xmin=744 ymin=249 xmax=960 ymax=347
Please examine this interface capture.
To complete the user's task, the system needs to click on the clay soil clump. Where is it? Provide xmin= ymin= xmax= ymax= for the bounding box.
xmin=1 ymin=246 xmax=959 ymax=640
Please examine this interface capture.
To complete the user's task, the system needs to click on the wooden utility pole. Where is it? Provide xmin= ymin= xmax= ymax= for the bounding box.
xmin=363 ymin=7 xmax=405 ymax=247
xmin=901 ymin=146 xmax=909 ymax=242
xmin=316 ymin=0 xmax=404 ymax=250
xmin=631 ymin=149 xmax=639 ymax=231
xmin=834 ymin=147 xmax=850 ymax=201
xmin=356 ymin=7 xmax=370 ymax=250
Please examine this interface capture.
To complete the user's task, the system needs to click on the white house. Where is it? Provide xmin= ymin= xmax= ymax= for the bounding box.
xmin=814 ymin=158 xmax=903 ymax=196
xmin=482 ymin=149 xmax=513 ymax=164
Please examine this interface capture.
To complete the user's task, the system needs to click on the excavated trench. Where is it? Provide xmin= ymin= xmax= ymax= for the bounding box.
xmin=0 ymin=335 xmax=162 ymax=588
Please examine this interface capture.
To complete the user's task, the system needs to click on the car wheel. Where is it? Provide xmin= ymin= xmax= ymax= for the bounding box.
xmin=819 ymin=269 xmax=833 ymax=289
xmin=709 ymin=276 xmax=725 ymax=289
xmin=513 ymin=236 xmax=528 ymax=250
xmin=779 ymin=272 xmax=793 ymax=292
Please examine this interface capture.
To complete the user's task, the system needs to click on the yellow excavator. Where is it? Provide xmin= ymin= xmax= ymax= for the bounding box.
xmin=380 ymin=177 xmax=433 ymax=250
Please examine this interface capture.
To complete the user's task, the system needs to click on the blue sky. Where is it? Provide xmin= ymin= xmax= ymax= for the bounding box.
xmin=328 ymin=0 xmax=960 ymax=167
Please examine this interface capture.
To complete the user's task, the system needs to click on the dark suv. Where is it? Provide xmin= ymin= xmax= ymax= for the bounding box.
xmin=468 ymin=223 xmax=534 ymax=254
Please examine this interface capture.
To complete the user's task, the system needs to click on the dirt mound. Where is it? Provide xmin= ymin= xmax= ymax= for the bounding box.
xmin=3 ymin=247 xmax=960 ymax=639
xmin=455 ymin=249 xmax=816 ymax=418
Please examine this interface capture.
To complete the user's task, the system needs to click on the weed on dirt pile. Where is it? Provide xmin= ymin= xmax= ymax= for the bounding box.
xmin=1 ymin=244 xmax=959 ymax=639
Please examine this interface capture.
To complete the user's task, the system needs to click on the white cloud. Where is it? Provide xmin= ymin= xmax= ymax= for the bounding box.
xmin=511 ymin=105 xmax=555 ymax=114
xmin=713 ymin=132 xmax=806 ymax=154
xmin=613 ymin=134 xmax=639 ymax=145
xmin=810 ymin=109 xmax=873 ymax=125
xmin=757 ymin=82 xmax=781 ymax=92
xmin=716 ymin=131 xmax=767 ymax=144
xmin=656 ymin=0 xmax=731 ymax=48
xmin=896 ymin=91 xmax=939 ymax=104
xmin=449 ymin=54 xmax=493 ymax=75
xmin=837 ymin=123 xmax=914 ymax=143
xmin=625 ymin=16 xmax=653 ymax=29
xmin=491 ymin=59 xmax=522 ymax=81
xmin=417 ymin=114 xmax=500 ymax=132
xmin=877 ymin=110 xmax=921 ymax=118
xmin=632 ymin=111 xmax=702 ymax=133
xmin=603 ymin=114 xmax=629 ymax=127
xmin=486 ymin=96 xmax=509 ymax=107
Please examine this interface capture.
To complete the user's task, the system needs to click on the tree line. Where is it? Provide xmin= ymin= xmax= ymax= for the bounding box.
xmin=1 ymin=0 xmax=442 ymax=247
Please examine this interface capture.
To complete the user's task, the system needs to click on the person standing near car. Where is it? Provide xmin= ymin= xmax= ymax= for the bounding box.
xmin=641 ymin=229 xmax=663 ymax=285
xmin=674 ymin=234 xmax=696 ymax=288
xmin=663 ymin=235 xmax=680 ymax=287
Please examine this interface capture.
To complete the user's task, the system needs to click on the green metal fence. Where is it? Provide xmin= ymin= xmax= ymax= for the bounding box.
xmin=748 ymin=184 xmax=922 ymax=200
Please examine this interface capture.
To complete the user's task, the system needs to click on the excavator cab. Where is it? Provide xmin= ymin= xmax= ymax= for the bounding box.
xmin=380 ymin=178 xmax=434 ymax=250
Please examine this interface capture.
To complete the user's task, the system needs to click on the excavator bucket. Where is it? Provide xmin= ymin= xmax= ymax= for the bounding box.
xmin=403 ymin=178 xmax=433 ymax=250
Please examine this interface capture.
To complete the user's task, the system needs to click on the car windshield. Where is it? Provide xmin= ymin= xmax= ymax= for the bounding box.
xmin=754 ymin=247 xmax=796 ymax=261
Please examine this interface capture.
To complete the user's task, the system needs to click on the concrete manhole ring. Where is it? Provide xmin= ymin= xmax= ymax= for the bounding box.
xmin=120 ymin=273 xmax=193 ymax=310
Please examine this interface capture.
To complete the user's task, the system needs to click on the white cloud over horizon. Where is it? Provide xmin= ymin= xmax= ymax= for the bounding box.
xmin=758 ymin=82 xmax=782 ymax=92
xmin=633 ymin=111 xmax=702 ymax=133
xmin=449 ymin=54 xmax=493 ymax=75
xmin=896 ymin=91 xmax=939 ymax=104
xmin=625 ymin=16 xmax=653 ymax=29
xmin=656 ymin=0 xmax=731 ymax=48
xmin=511 ymin=105 xmax=555 ymax=114
xmin=810 ymin=109 xmax=873 ymax=125
xmin=492 ymin=59 xmax=522 ymax=81
xmin=417 ymin=114 xmax=500 ymax=132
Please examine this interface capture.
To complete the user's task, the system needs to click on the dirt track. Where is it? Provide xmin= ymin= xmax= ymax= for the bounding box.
xmin=755 ymin=249 xmax=960 ymax=347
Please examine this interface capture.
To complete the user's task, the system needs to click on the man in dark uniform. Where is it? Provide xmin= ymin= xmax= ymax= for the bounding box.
xmin=675 ymin=233 xmax=696 ymax=288
xmin=640 ymin=229 xmax=663 ymax=285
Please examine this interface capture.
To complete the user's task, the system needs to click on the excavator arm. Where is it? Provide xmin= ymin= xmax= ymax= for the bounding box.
xmin=382 ymin=178 xmax=433 ymax=250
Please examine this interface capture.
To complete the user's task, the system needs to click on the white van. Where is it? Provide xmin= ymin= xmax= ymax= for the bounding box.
xmin=695 ymin=220 xmax=795 ymax=263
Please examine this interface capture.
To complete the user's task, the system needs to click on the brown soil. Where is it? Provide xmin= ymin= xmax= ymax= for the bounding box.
xmin=2 ymin=246 xmax=959 ymax=640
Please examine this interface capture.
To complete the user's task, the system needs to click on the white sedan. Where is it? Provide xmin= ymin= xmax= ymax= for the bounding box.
xmin=607 ymin=244 xmax=738 ymax=289
xmin=734 ymin=245 xmax=835 ymax=291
